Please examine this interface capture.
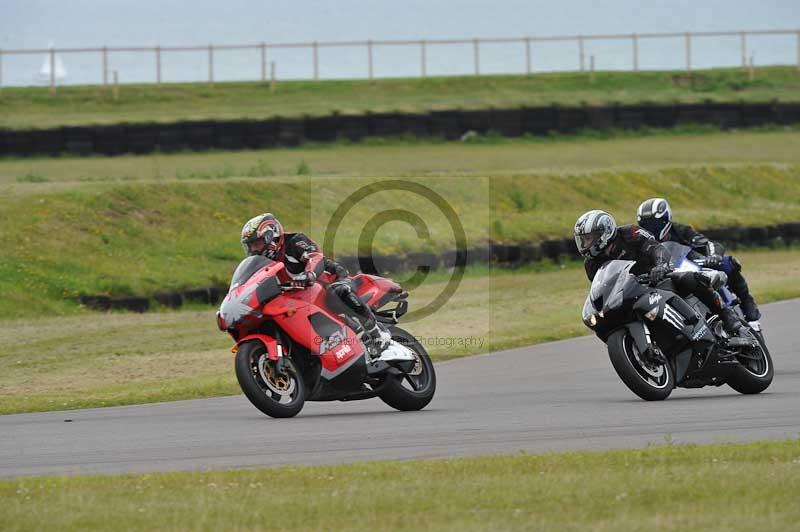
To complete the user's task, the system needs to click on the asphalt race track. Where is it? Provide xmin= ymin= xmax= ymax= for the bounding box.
xmin=2 ymin=299 xmax=798 ymax=478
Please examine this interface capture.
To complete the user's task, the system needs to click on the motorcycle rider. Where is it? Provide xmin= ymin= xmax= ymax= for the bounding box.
xmin=636 ymin=198 xmax=761 ymax=330
xmin=239 ymin=213 xmax=392 ymax=357
xmin=574 ymin=209 xmax=743 ymax=335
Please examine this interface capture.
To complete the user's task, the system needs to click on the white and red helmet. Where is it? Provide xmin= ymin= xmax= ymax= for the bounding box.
xmin=240 ymin=213 xmax=284 ymax=259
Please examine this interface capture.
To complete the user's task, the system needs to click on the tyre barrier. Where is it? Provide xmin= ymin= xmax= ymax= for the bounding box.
xmin=7 ymin=102 xmax=799 ymax=158
xmin=76 ymin=221 xmax=800 ymax=312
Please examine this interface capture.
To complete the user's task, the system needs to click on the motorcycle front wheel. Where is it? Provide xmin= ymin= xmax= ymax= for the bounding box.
xmin=607 ymin=329 xmax=674 ymax=401
xmin=377 ymin=327 xmax=436 ymax=411
xmin=235 ymin=340 xmax=306 ymax=418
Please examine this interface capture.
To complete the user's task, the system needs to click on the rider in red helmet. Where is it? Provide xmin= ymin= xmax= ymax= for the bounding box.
xmin=240 ymin=213 xmax=391 ymax=356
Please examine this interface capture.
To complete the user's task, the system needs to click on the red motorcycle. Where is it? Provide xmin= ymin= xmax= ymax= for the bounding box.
xmin=216 ymin=255 xmax=436 ymax=418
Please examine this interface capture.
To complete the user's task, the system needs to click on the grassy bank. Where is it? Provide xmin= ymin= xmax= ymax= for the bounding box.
xmin=2 ymin=247 xmax=798 ymax=415
xmin=1 ymin=161 xmax=799 ymax=318
xmin=2 ymin=128 xmax=800 ymax=188
xmin=1 ymin=67 xmax=799 ymax=129
xmin=2 ymin=439 xmax=799 ymax=531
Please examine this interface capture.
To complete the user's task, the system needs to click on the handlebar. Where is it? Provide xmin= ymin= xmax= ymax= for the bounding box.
xmin=636 ymin=270 xmax=678 ymax=286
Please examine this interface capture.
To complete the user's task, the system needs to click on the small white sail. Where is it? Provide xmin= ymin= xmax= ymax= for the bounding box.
xmin=35 ymin=43 xmax=67 ymax=84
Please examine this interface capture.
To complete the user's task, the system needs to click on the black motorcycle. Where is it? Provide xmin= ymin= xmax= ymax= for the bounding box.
xmin=582 ymin=242 xmax=773 ymax=401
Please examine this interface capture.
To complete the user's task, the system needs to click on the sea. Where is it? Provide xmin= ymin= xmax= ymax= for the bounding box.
xmin=1 ymin=0 xmax=798 ymax=86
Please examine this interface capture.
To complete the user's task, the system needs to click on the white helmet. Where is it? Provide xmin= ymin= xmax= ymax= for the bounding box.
xmin=636 ymin=198 xmax=672 ymax=240
xmin=574 ymin=210 xmax=617 ymax=258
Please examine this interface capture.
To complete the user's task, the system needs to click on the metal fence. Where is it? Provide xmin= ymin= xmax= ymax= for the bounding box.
xmin=1 ymin=28 xmax=799 ymax=92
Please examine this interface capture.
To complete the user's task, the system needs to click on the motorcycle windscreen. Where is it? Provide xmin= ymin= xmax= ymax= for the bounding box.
xmin=230 ymin=255 xmax=274 ymax=287
xmin=219 ymin=256 xmax=282 ymax=328
xmin=660 ymin=241 xmax=694 ymax=270
xmin=590 ymin=260 xmax=636 ymax=312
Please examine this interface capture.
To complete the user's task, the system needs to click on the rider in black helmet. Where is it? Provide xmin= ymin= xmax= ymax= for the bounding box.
xmin=575 ymin=209 xmax=743 ymax=335
xmin=636 ymin=198 xmax=761 ymax=330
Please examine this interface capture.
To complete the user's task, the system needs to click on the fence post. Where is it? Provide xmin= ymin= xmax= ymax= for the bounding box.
xmin=797 ymin=31 xmax=800 ymax=71
xmin=420 ymin=40 xmax=427 ymax=77
xmin=208 ymin=44 xmax=214 ymax=85
xmin=685 ymin=32 xmax=692 ymax=72
xmin=113 ymin=70 xmax=119 ymax=101
xmin=590 ymin=55 xmax=595 ymax=83
xmin=473 ymin=38 xmax=480 ymax=75
xmin=50 ymin=46 xmax=56 ymax=95
xmin=102 ymin=46 xmax=108 ymax=85
xmin=749 ymin=55 xmax=755 ymax=81
xmin=0 ymin=49 xmax=4 ymax=94
xmin=525 ymin=37 xmax=531 ymax=75
xmin=578 ymin=35 xmax=585 ymax=72
xmin=368 ymin=39 xmax=374 ymax=81
xmin=632 ymin=33 xmax=639 ymax=72
xmin=155 ymin=46 xmax=162 ymax=84
xmin=270 ymin=61 xmax=276 ymax=92
xmin=740 ymin=31 xmax=747 ymax=69
xmin=313 ymin=41 xmax=319 ymax=80
xmin=260 ymin=43 xmax=266 ymax=82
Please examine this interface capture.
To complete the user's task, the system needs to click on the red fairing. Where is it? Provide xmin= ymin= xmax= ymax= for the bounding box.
xmin=222 ymin=257 xmax=365 ymax=374
xmin=237 ymin=333 xmax=280 ymax=360
xmin=352 ymin=274 xmax=404 ymax=309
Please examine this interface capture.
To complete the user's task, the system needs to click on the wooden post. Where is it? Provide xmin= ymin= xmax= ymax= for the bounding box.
xmin=420 ymin=40 xmax=427 ymax=77
xmin=260 ymin=43 xmax=266 ymax=82
xmin=112 ymin=70 xmax=119 ymax=101
xmin=740 ymin=31 xmax=747 ymax=69
xmin=590 ymin=55 xmax=595 ymax=83
xmin=270 ymin=61 xmax=276 ymax=92
xmin=156 ymin=46 xmax=162 ymax=84
xmin=473 ymin=38 xmax=480 ymax=76
xmin=578 ymin=36 xmax=585 ymax=72
xmin=749 ymin=55 xmax=755 ymax=81
xmin=685 ymin=32 xmax=692 ymax=72
xmin=49 ymin=46 xmax=56 ymax=95
xmin=525 ymin=37 xmax=531 ymax=75
xmin=632 ymin=33 xmax=639 ymax=72
xmin=367 ymin=39 xmax=374 ymax=81
xmin=312 ymin=41 xmax=319 ymax=80
xmin=208 ymin=44 xmax=214 ymax=85
xmin=797 ymin=31 xmax=800 ymax=71
xmin=102 ymin=46 xmax=108 ymax=85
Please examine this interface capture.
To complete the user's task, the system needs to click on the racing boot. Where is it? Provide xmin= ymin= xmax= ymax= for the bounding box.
xmin=727 ymin=257 xmax=762 ymax=329
xmin=718 ymin=306 xmax=744 ymax=337
xmin=361 ymin=321 xmax=390 ymax=359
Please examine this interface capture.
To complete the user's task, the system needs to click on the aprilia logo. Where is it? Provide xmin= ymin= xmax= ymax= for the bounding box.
xmin=649 ymin=293 xmax=662 ymax=305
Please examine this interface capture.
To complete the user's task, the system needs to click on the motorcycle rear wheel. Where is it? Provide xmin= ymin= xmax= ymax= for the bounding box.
xmin=377 ymin=327 xmax=436 ymax=411
xmin=235 ymin=340 xmax=306 ymax=418
xmin=726 ymin=329 xmax=773 ymax=395
xmin=608 ymin=329 xmax=674 ymax=401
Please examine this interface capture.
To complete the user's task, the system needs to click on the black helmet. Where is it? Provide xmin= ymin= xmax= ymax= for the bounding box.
xmin=636 ymin=198 xmax=672 ymax=240
xmin=574 ymin=210 xmax=617 ymax=258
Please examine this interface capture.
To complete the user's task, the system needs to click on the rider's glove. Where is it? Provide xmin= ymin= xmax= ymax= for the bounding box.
xmin=291 ymin=271 xmax=317 ymax=288
xmin=649 ymin=264 xmax=671 ymax=285
xmin=704 ymin=254 xmax=724 ymax=270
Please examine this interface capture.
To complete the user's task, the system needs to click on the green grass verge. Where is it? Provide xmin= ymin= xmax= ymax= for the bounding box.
xmin=2 ymin=440 xmax=799 ymax=531
xmin=2 ymin=127 xmax=800 ymax=188
xmin=1 ymin=67 xmax=799 ymax=129
xmin=1 ymin=156 xmax=799 ymax=318
xmin=2 ymin=247 xmax=798 ymax=415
